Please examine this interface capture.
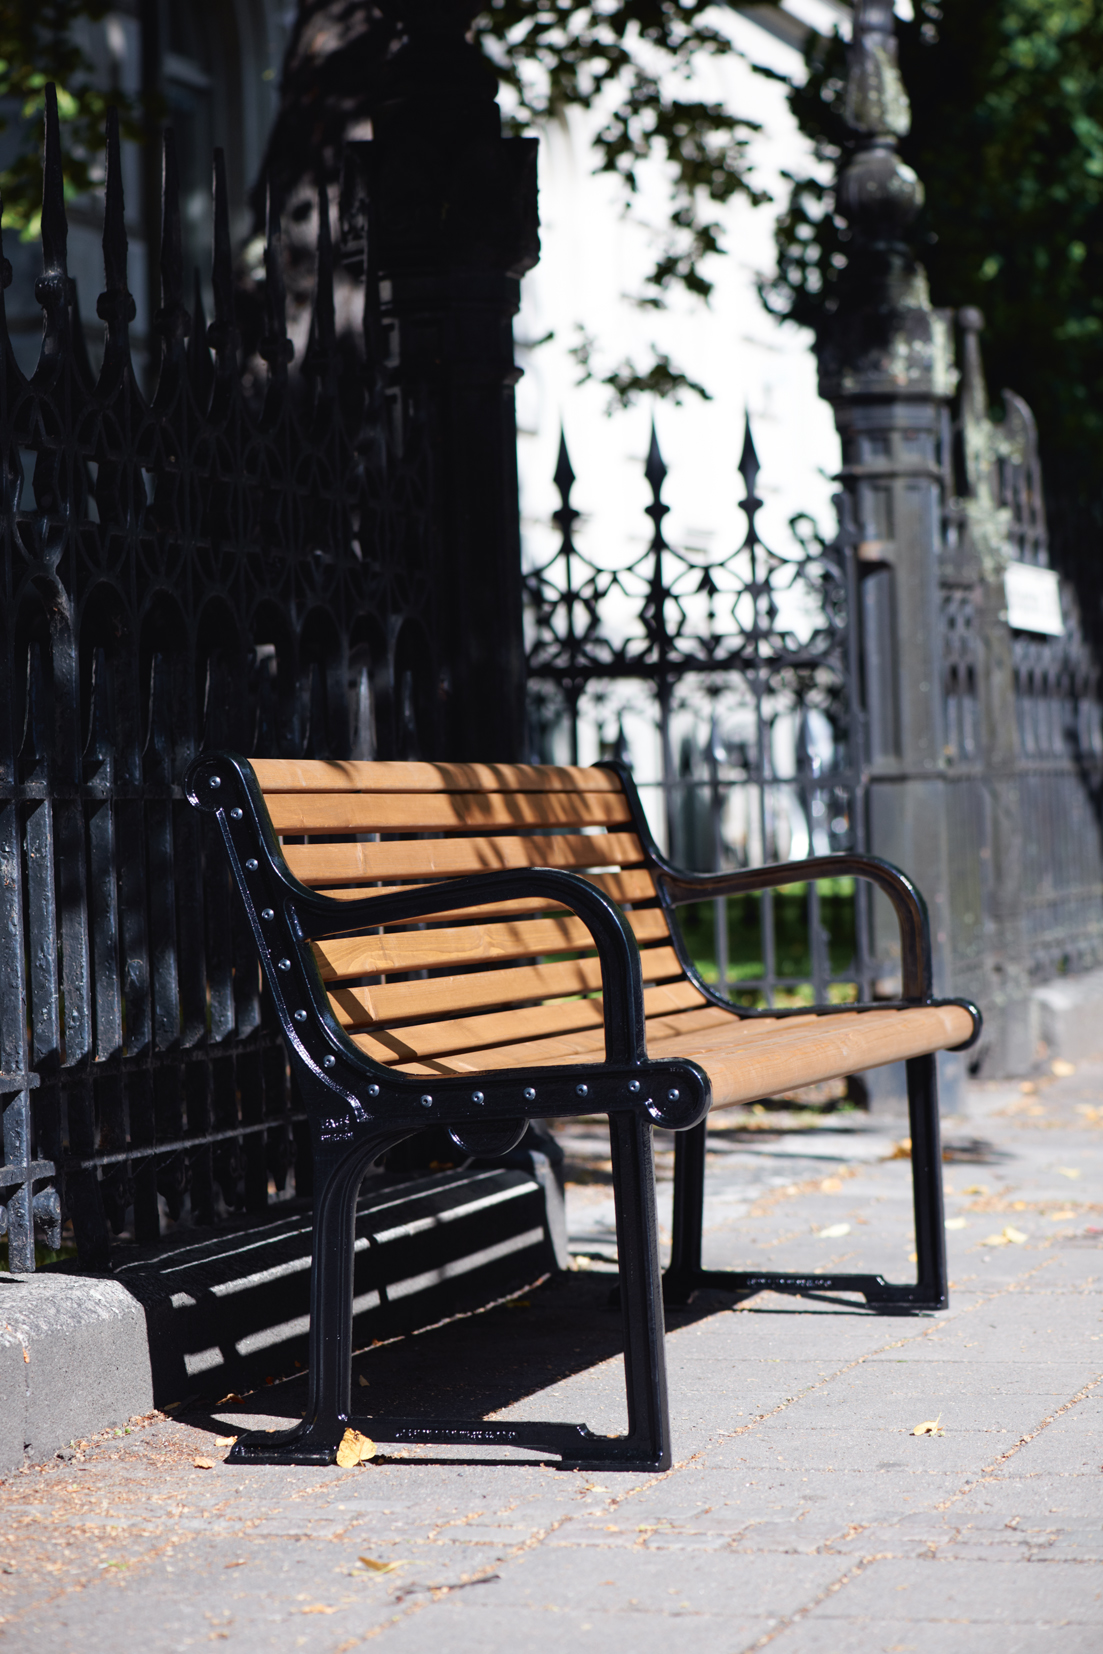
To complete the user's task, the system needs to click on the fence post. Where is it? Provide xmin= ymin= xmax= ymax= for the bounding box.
xmin=348 ymin=1 xmax=539 ymax=762
xmin=818 ymin=1 xmax=962 ymax=1109
xmin=943 ymin=310 xmax=1033 ymax=1075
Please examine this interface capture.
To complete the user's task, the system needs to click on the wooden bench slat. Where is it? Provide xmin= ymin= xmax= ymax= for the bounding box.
xmin=251 ymin=760 xmax=624 ymax=794
xmin=346 ymin=981 xmax=719 ymax=1064
xmin=384 ymin=1003 xmax=973 ymax=1092
xmin=282 ymin=831 xmax=648 ymax=886
xmin=665 ymin=1002 xmax=976 ymax=1109
xmin=314 ymin=869 xmax=659 ymax=921
xmin=380 ymin=1002 xmax=768 ymax=1074
xmin=313 ymin=907 xmax=673 ymax=981
xmin=326 ymin=944 xmax=689 ymax=1026
xmin=266 ymin=790 xmax=634 ymax=835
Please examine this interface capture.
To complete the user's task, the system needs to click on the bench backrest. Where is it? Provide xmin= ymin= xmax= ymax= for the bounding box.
xmin=248 ymin=761 xmax=697 ymax=1076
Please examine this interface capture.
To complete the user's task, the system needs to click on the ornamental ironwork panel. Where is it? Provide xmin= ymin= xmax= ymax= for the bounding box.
xmin=524 ymin=419 xmax=875 ymax=1012
xmin=0 ymin=93 xmax=438 ymax=1271
xmin=941 ymin=311 xmax=1103 ymax=1003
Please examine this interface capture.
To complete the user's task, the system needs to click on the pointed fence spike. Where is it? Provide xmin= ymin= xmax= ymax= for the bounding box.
xmin=160 ymin=130 xmax=183 ymax=310
xmin=98 ymin=106 xmax=135 ymax=344
xmin=41 ymin=84 xmax=68 ymax=275
xmin=739 ymin=413 xmax=760 ymax=494
xmin=553 ymin=428 xmax=575 ymax=502
xmin=102 ymin=107 xmax=127 ymax=294
xmin=261 ymin=174 xmax=292 ymax=371
xmin=644 ymin=418 xmax=667 ymax=495
xmin=313 ymin=179 xmax=336 ymax=352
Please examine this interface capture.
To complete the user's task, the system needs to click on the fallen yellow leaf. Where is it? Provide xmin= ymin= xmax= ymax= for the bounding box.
xmin=214 ymin=1435 xmax=237 ymax=1447
xmin=912 ymin=1416 xmax=943 ymax=1437
xmin=358 ymin=1374 xmax=369 ymax=1387
xmin=1057 ymin=1167 xmax=1081 ymax=1179
xmin=963 ymin=1184 xmax=988 ymax=1196
xmin=1002 ymin=1225 xmax=1028 ymax=1244
xmin=887 ymin=1138 xmax=911 ymax=1160
xmin=1020 ymin=1081 xmax=1036 ymax=1095
xmin=1051 ymin=1059 xmax=1076 ymax=1078
xmin=816 ymin=1223 xmax=851 ymax=1240
xmin=358 ymin=1556 xmax=401 ymax=1573
xmin=1047 ymin=1210 xmax=1077 ymax=1223
xmin=981 ymin=1233 xmax=1009 ymax=1246
xmin=335 ymin=1428 xmax=376 ymax=1468
xmin=300 ymin=1605 xmax=339 ymax=1614
xmin=944 ymin=1217 xmax=968 ymax=1230
xmin=192 ymin=1457 xmax=215 ymax=1470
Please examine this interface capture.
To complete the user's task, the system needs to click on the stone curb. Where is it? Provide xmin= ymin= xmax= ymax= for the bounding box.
xmin=0 ymin=1275 xmax=153 ymax=1472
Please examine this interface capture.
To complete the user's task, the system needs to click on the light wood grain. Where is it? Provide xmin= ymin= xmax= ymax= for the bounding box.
xmin=283 ymin=831 xmax=647 ymax=886
xmin=312 ymin=906 xmax=672 ymax=981
xmin=345 ymin=979 xmax=717 ymax=1064
xmin=314 ymin=868 xmax=659 ymax=920
xmin=266 ymin=790 xmax=633 ymax=835
xmin=251 ymin=760 xmax=623 ymax=794
xmin=325 ymin=944 xmax=688 ymax=1026
xmin=384 ymin=1002 xmax=975 ymax=1093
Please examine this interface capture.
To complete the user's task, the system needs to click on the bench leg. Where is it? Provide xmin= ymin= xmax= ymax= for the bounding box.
xmin=608 ymin=1111 xmax=672 ymax=1470
xmin=228 ymin=1130 xmax=404 ymax=1467
xmin=665 ymin=1117 xmax=707 ymax=1305
xmin=659 ymin=1056 xmax=950 ymax=1312
xmin=907 ymin=1053 xmax=948 ymax=1308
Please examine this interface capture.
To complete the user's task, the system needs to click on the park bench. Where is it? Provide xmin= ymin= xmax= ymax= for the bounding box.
xmin=186 ymin=754 xmax=979 ymax=1471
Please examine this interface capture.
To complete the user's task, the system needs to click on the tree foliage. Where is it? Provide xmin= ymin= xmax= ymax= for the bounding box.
xmin=0 ymin=2 xmax=141 ymax=237
xmin=768 ymin=0 xmax=1103 ymax=571
xmin=476 ymin=0 xmax=771 ymax=303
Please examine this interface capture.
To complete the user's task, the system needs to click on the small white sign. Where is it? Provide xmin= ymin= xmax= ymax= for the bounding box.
xmin=1003 ymin=560 xmax=1063 ymax=636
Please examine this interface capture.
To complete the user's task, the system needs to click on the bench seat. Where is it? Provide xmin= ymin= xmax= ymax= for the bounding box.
xmin=187 ymin=752 xmax=981 ymax=1473
xmin=357 ymin=1002 xmax=972 ymax=1101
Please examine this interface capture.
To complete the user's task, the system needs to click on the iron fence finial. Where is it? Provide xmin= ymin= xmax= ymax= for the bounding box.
xmin=553 ymin=427 xmax=576 ymax=506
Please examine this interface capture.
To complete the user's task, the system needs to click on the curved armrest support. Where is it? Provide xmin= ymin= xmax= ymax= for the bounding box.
xmin=657 ymin=852 xmax=932 ymax=1002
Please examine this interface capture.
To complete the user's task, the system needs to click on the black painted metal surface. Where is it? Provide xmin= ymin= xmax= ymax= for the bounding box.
xmin=0 ymin=90 xmax=441 ymax=1271
xmin=188 ymin=753 xmax=974 ymax=1466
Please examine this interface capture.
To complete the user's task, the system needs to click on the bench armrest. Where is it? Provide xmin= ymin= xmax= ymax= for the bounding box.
xmin=657 ymin=853 xmax=931 ymax=1000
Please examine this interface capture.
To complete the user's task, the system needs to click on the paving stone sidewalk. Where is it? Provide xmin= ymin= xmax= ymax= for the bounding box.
xmin=1 ymin=1064 xmax=1101 ymax=1653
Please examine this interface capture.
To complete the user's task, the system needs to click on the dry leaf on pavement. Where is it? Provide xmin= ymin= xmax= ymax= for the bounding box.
xmin=816 ymin=1223 xmax=850 ymax=1239
xmin=336 ymin=1428 xmax=376 ymax=1467
xmin=192 ymin=1457 xmax=215 ymax=1470
xmin=358 ymin=1556 xmax=401 ymax=1573
xmin=912 ymin=1417 xmax=943 ymax=1437
xmin=945 ymin=1217 xmax=968 ymax=1230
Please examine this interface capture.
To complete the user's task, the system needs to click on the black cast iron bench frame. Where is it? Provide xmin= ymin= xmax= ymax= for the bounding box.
xmin=186 ymin=752 xmax=979 ymax=1472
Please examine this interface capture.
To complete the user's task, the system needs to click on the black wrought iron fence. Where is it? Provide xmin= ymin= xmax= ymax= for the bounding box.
xmin=940 ymin=311 xmax=1103 ymax=1023
xmin=0 ymin=94 xmax=439 ymax=1272
xmin=524 ymin=419 xmax=876 ymax=1016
